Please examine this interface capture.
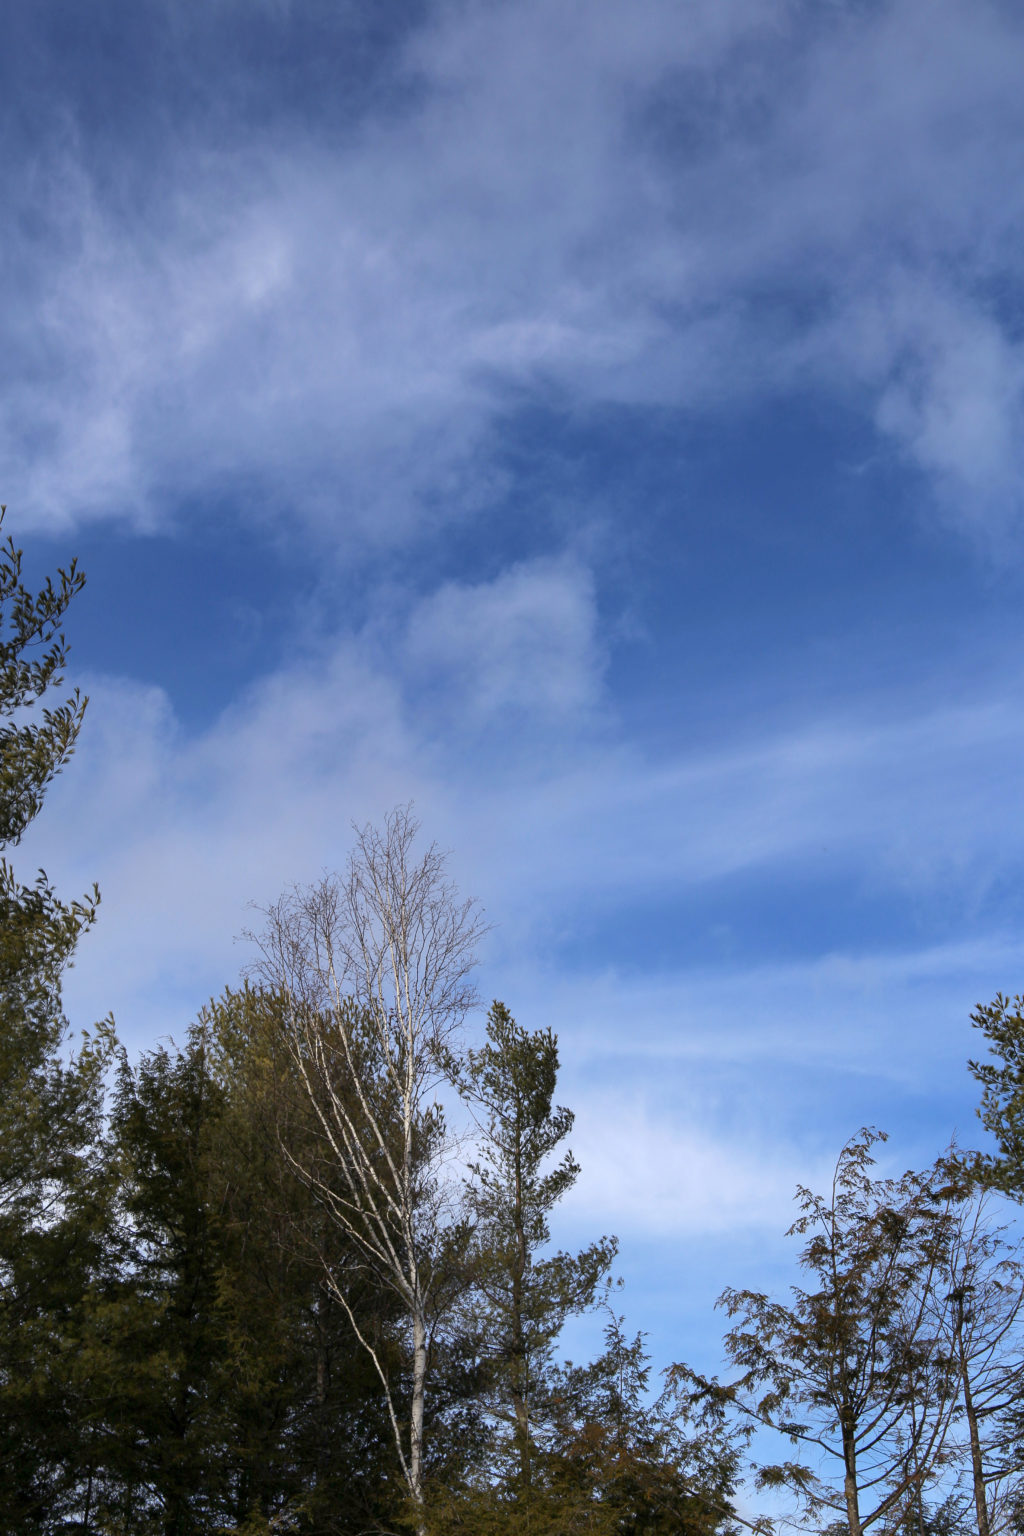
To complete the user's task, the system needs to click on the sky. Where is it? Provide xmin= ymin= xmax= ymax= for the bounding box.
xmin=5 ymin=0 xmax=1024 ymax=1378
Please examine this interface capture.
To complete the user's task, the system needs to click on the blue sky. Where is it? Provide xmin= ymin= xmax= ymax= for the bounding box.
xmin=7 ymin=0 xmax=1024 ymax=1376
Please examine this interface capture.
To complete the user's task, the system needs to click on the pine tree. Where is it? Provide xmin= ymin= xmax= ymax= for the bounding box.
xmin=0 ymin=505 xmax=113 ymax=1532
xmin=201 ymin=985 xmax=411 ymax=1535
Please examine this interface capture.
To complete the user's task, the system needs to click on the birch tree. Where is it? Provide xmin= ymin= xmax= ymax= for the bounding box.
xmin=248 ymin=807 xmax=487 ymax=1521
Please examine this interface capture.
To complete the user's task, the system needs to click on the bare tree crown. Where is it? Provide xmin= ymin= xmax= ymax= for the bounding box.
xmin=249 ymin=805 xmax=488 ymax=1078
xmin=341 ymin=807 xmax=486 ymax=1051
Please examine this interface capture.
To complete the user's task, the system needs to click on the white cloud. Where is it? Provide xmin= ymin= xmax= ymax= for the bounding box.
xmin=794 ymin=275 xmax=1024 ymax=526
xmin=404 ymin=559 xmax=604 ymax=726
xmin=4 ymin=0 xmax=1024 ymax=536
xmin=498 ymin=934 xmax=1024 ymax=1092
xmin=445 ymin=692 xmax=1024 ymax=936
xmin=564 ymin=1097 xmax=818 ymax=1237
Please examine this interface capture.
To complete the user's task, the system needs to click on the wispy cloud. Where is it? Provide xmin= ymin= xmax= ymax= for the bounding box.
xmin=563 ymin=1099 xmax=823 ymax=1238
xmin=24 ymin=562 xmax=1024 ymax=1081
xmin=403 ymin=559 xmax=604 ymax=729
xmin=4 ymin=0 xmax=1024 ymax=536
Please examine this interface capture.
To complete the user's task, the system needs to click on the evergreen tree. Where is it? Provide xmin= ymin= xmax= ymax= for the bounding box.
xmin=459 ymin=1001 xmax=617 ymax=1491
xmin=202 ymin=985 xmax=410 ymax=1535
xmin=0 ymin=505 xmax=113 ymax=1532
xmin=97 ymin=1039 xmax=233 ymax=1535
xmin=91 ymin=991 xmax=409 ymax=1536
xmin=425 ymin=1002 xmax=616 ymax=1530
xmin=543 ymin=1307 xmax=744 ymax=1536
xmin=969 ymin=993 xmax=1024 ymax=1197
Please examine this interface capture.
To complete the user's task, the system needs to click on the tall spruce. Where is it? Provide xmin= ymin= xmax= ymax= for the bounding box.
xmin=456 ymin=1002 xmax=616 ymax=1496
xmin=102 ymin=1039 xmax=233 ymax=1536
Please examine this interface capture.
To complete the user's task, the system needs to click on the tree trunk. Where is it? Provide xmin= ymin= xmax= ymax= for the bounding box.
xmin=842 ymin=1422 xmax=863 ymax=1536
xmin=511 ymin=1144 xmax=531 ymax=1488
xmin=956 ymin=1305 xmax=991 ymax=1536
xmin=410 ymin=1301 xmax=428 ymax=1533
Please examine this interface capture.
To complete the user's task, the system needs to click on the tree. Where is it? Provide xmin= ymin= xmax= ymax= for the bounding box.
xmin=0 ymin=502 xmax=103 ymax=1237
xmin=427 ymin=1006 xmax=742 ymax=1536
xmin=99 ymin=1038 xmax=235 ymax=1536
xmin=248 ymin=806 xmax=488 ymax=1523
xmin=968 ymin=993 xmax=1024 ymax=1198
xmin=545 ymin=1306 xmax=746 ymax=1536
xmin=200 ymin=985 xmax=410 ymax=1536
xmin=455 ymin=1001 xmax=616 ymax=1493
xmin=0 ymin=505 xmax=113 ymax=1532
xmin=933 ymin=1185 xmax=1024 ymax=1536
xmin=431 ymin=1292 xmax=746 ymax=1536
xmin=706 ymin=1132 xmax=959 ymax=1536
xmin=88 ymin=993 xmax=407 ymax=1536
xmin=960 ymin=991 xmax=1024 ymax=1536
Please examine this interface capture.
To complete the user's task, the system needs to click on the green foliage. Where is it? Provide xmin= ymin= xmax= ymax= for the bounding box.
xmin=0 ymin=505 xmax=87 ymax=848
xmin=80 ymin=989 xmax=411 ymax=1535
xmin=423 ymin=1005 xmax=739 ymax=1536
xmin=0 ymin=506 xmax=116 ymax=1533
xmin=203 ymin=986 xmax=412 ymax=1535
xmin=427 ymin=1305 xmax=743 ymax=1536
xmin=542 ymin=1307 xmax=744 ymax=1536
xmin=0 ymin=504 xmax=106 ymax=1234
xmin=455 ymin=1001 xmax=617 ymax=1491
xmin=969 ymin=993 xmax=1024 ymax=1196
xmin=98 ymin=1037 xmax=237 ymax=1533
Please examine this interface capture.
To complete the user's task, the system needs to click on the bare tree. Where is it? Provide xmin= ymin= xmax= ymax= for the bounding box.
xmin=247 ymin=807 xmax=488 ymax=1520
